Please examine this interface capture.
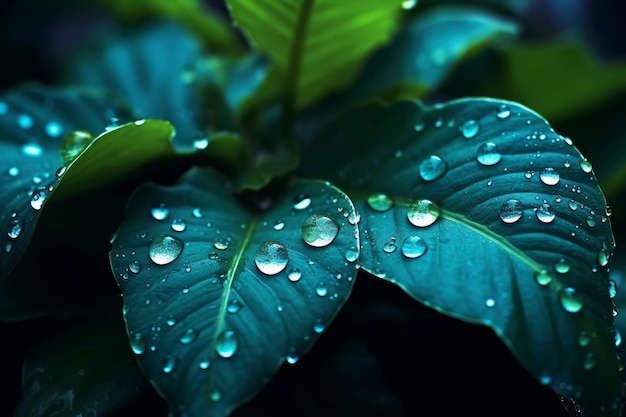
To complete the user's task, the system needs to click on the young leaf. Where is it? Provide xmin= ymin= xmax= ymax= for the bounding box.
xmin=298 ymin=99 xmax=621 ymax=417
xmin=227 ymin=0 xmax=404 ymax=112
xmin=109 ymin=167 xmax=360 ymax=417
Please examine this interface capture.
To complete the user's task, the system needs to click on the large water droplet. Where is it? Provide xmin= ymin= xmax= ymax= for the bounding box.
xmin=401 ymin=236 xmax=427 ymax=259
xmin=288 ymin=268 xmax=302 ymax=282
xmin=499 ymin=199 xmax=523 ymax=224
xmin=151 ymin=204 xmax=170 ymax=221
xmin=180 ymin=328 xmax=198 ymax=344
xmin=460 ymin=120 xmax=480 ymax=138
xmin=559 ymin=287 xmax=584 ymax=313
xmin=149 ymin=235 xmax=184 ymax=265
xmin=536 ymin=203 xmax=555 ymax=223
xmin=302 ymin=214 xmax=339 ymax=247
xmin=367 ymin=193 xmax=393 ymax=212
xmin=255 ymin=241 xmax=289 ymax=275
xmin=539 ymin=168 xmax=560 ymax=186
xmin=293 ymin=193 xmax=311 ymax=210
xmin=215 ymin=330 xmax=238 ymax=358
xmin=476 ymin=142 xmax=502 ymax=165
xmin=130 ymin=333 xmax=146 ymax=355
xmin=59 ymin=130 xmax=93 ymax=164
xmin=534 ymin=269 xmax=552 ymax=286
xmin=419 ymin=155 xmax=448 ymax=181
xmin=407 ymin=199 xmax=440 ymax=227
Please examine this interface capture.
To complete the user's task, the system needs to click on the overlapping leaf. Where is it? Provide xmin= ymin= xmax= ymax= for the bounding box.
xmin=298 ymin=99 xmax=621 ymax=416
xmin=109 ymin=167 xmax=360 ymax=417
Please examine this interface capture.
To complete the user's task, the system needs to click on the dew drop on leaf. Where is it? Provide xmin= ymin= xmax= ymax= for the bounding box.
xmin=171 ymin=218 xmax=187 ymax=232
xmin=302 ymin=214 xmax=339 ymax=247
xmin=179 ymin=328 xmax=198 ymax=344
xmin=559 ymin=287 xmax=584 ymax=313
xmin=419 ymin=155 xmax=448 ymax=181
xmin=597 ymin=247 xmax=610 ymax=267
xmin=367 ymin=193 xmax=393 ymax=212
xmin=539 ymin=167 xmax=560 ymax=186
xmin=345 ymin=246 xmax=359 ymax=263
xmin=554 ymin=258 xmax=570 ymax=274
xmin=499 ymin=199 xmax=523 ymax=224
xmin=534 ymin=269 xmax=552 ymax=286
xmin=59 ymin=130 xmax=93 ymax=164
xmin=460 ymin=119 xmax=480 ymax=138
xmin=227 ymin=299 xmax=243 ymax=314
xmin=128 ymin=260 xmax=141 ymax=274
xmin=22 ymin=143 xmax=44 ymax=157
xmin=476 ymin=142 xmax=502 ymax=165
xmin=162 ymin=355 xmax=176 ymax=373
xmin=293 ymin=193 xmax=312 ymax=210
xmin=496 ymin=104 xmax=511 ymax=119
xmin=215 ymin=330 xmax=238 ymax=358
xmin=401 ymin=236 xmax=427 ymax=259
xmin=45 ymin=121 xmax=63 ymax=137
xmin=213 ymin=238 xmax=228 ymax=250
xmin=255 ymin=241 xmax=289 ymax=275
xmin=199 ymin=358 xmax=211 ymax=370
xmin=130 ymin=333 xmax=146 ymax=355
xmin=7 ymin=218 xmax=22 ymax=239
xmin=273 ymin=220 xmax=285 ymax=230
xmin=286 ymin=347 xmax=299 ymax=365
xmin=315 ymin=281 xmax=329 ymax=297
xmin=149 ymin=235 xmax=184 ymax=265
xmin=407 ymin=199 xmax=440 ymax=227
xmin=288 ymin=268 xmax=302 ymax=282
xmin=579 ymin=159 xmax=593 ymax=173
xmin=383 ymin=239 xmax=397 ymax=253
xmin=151 ymin=204 xmax=170 ymax=221
xmin=17 ymin=114 xmax=34 ymax=129
xmin=536 ymin=203 xmax=555 ymax=223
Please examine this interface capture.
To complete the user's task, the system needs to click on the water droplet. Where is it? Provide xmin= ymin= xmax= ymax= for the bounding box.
xmin=45 ymin=121 xmax=63 ymax=138
xmin=288 ymin=268 xmax=302 ymax=282
xmin=255 ymin=241 xmax=289 ymax=275
xmin=151 ymin=204 xmax=170 ymax=221
xmin=192 ymin=207 xmax=203 ymax=218
xmin=193 ymin=137 xmax=209 ymax=150
xmin=171 ymin=218 xmax=187 ymax=232
xmin=130 ymin=333 xmax=146 ymax=355
xmin=499 ymin=199 xmax=523 ymax=224
xmin=227 ymin=299 xmax=243 ymax=314
xmin=578 ymin=331 xmax=590 ymax=347
xmin=367 ymin=193 xmax=393 ymax=212
xmin=215 ymin=330 xmax=238 ymax=358
xmin=210 ymin=390 xmax=222 ymax=402
xmin=149 ymin=235 xmax=184 ymax=265
xmin=597 ymin=247 xmax=610 ymax=267
xmin=7 ymin=218 xmax=22 ymax=239
xmin=30 ymin=189 xmax=47 ymax=210
xmin=17 ymin=114 xmax=34 ymax=129
xmin=180 ymin=328 xmax=198 ymax=344
xmin=586 ymin=215 xmax=596 ymax=228
xmin=128 ymin=260 xmax=141 ymax=274
xmin=273 ymin=220 xmax=285 ymax=230
xmin=485 ymin=298 xmax=496 ymax=307
xmin=554 ymin=258 xmax=570 ymax=274
xmin=302 ymin=214 xmax=339 ymax=247
xmin=419 ymin=155 xmax=448 ymax=181
xmin=286 ymin=347 xmax=299 ymax=365
xmin=8 ymin=167 xmax=19 ymax=176
xmin=166 ymin=315 xmax=176 ymax=326
xmin=496 ymin=104 xmax=511 ymax=119
xmin=22 ymin=143 xmax=44 ymax=157
xmin=615 ymin=330 xmax=622 ymax=347
xmin=199 ymin=358 xmax=211 ymax=370
xmin=313 ymin=319 xmax=325 ymax=333
xmin=539 ymin=168 xmax=560 ymax=186
xmin=460 ymin=120 xmax=480 ymax=138
xmin=536 ymin=203 xmax=555 ymax=223
xmin=0 ymin=101 xmax=7 ymax=114
xmin=401 ymin=236 xmax=427 ymax=259
xmin=59 ymin=130 xmax=93 ymax=164
xmin=609 ymin=280 xmax=618 ymax=299
xmin=407 ymin=199 xmax=440 ymax=227
xmin=401 ymin=0 xmax=418 ymax=10
xmin=345 ymin=247 xmax=358 ymax=263
xmin=534 ymin=269 xmax=552 ymax=286
xmin=539 ymin=374 xmax=552 ymax=385
xmin=162 ymin=355 xmax=176 ymax=373
xmin=413 ymin=120 xmax=425 ymax=131
xmin=293 ymin=194 xmax=311 ymax=210
xmin=315 ymin=282 xmax=329 ymax=297
xmin=579 ymin=159 xmax=592 ymax=173
xmin=559 ymin=287 xmax=584 ymax=313
xmin=214 ymin=238 xmax=228 ymax=250
xmin=476 ymin=142 xmax=502 ymax=165
xmin=383 ymin=239 xmax=397 ymax=253
xmin=568 ymin=200 xmax=578 ymax=211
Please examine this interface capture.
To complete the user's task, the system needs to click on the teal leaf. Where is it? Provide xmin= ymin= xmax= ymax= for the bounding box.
xmin=15 ymin=309 xmax=150 ymax=417
xmin=227 ymin=0 xmax=404 ymax=113
xmin=109 ymin=167 xmax=360 ymax=417
xmin=298 ymin=99 xmax=621 ymax=416
xmin=0 ymin=83 xmax=134 ymax=281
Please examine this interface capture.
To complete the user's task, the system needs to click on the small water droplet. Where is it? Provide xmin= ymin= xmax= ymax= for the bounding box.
xmin=7 ymin=218 xmax=22 ymax=239
xmin=293 ymin=194 xmax=312 ymax=210
xmin=210 ymin=390 xmax=222 ymax=402
xmin=17 ymin=114 xmax=34 ymax=130
xmin=419 ymin=155 xmax=448 ymax=181
xmin=193 ymin=137 xmax=209 ymax=150
xmin=273 ymin=220 xmax=285 ymax=230
xmin=539 ymin=168 xmax=560 ymax=186
xmin=367 ymin=193 xmax=393 ymax=212
xmin=499 ymin=199 xmax=523 ymax=224
xmin=286 ymin=347 xmax=299 ymax=365
xmin=22 ymin=143 xmax=44 ymax=157
xmin=313 ymin=319 xmax=325 ymax=333
xmin=496 ymin=104 xmax=511 ymax=119
xmin=130 ymin=333 xmax=146 ymax=355
xmin=192 ymin=207 xmax=203 ymax=218
xmin=315 ymin=282 xmax=329 ymax=297
xmin=287 ymin=267 xmax=302 ymax=282
xmin=579 ymin=159 xmax=592 ymax=173
xmin=383 ymin=239 xmax=397 ymax=253
xmin=151 ymin=204 xmax=170 ymax=221
xmin=255 ymin=241 xmax=289 ymax=275
xmin=597 ymin=247 xmax=610 ymax=267
xmin=162 ymin=355 xmax=176 ymax=373
xmin=45 ymin=121 xmax=63 ymax=138
xmin=180 ymin=328 xmax=198 ymax=344
xmin=413 ymin=120 xmax=425 ymax=131
xmin=578 ymin=331 xmax=590 ymax=347
xmin=149 ymin=235 xmax=184 ymax=265
xmin=460 ymin=120 xmax=480 ymax=138
xmin=199 ymin=358 xmax=211 ymax=370
xmin=166 ymin=315 xmax=177 ymax=326
xmin=554 ymin=258 xmax=570 ymax=274
xmin=485 ymin=298 xmax=496 ymax=307
xmin=407 ymin=199 xmax=440 ymax=227
xmin=302 ymin=214 xmax=339 ymax=247
xmin=524 ymin=171 xmax=533 ymax=179
xmin=214 ymin=238 xmax=229 ymax=250
xmin=227 ymin=299 xmax=243 ymax=314
xmin=568 ymin=200 xmax=578 ymax=211
xmin=559 ymin=287 xmax=584 ymax=313
xmin=609 ymin=280 xmax=618 ymax=299
xmin=401 ymin=236 xmax=427 ymax=259
xmin=476 ymin=142 xmax=502 ymax=165
xmin=59 ymin=130 xmax=93 ymax=164
xmin=534 ymin=269 xmax=552 ymax=286
xmin=128 ymin=260 xmax=142 ymax=274
xmin=215 ymin=330 xmax=238 ymax=358
xmin=345 ymin=247 xmax=358 ymax=263
xmin=8 ymin=167 xmax=19 ymax=177
xmin=536 ymin=203 xmax=555 ymax=223
xmin=171 ymin=218 xmax=187 ymax=232
xmin=586 ymin=215 xmax=596 ymax=228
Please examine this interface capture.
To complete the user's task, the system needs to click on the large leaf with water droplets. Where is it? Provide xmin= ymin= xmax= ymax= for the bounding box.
xmin=227 ymin=0 xmax=404 ymax=113
xmin=109 ymin=167 xmax=360 ymax=417
xmin=297 ymin=99 xmax=621 ymax=416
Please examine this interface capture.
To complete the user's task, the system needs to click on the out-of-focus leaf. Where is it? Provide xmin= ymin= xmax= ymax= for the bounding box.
xmin=298 ymin=98 xmax=621 ymax=417
xmin=109 ymin=167 xmax=360 ymax=417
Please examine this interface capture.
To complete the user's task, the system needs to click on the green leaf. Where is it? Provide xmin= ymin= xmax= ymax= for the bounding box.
xmin=0 ymin=83 xmax=135 ymax=281
xmin=15 ymin=309 xmax=149 ymax=417
xmin=483 ymin=40 xmax=626 ymax=121
xmin=227 ymin=0 xmax=404 ymax=112
xmin=298 ymin=99 xmax=621 ymax=416
xmin=109 ymin=167 xmax=360 ymax=417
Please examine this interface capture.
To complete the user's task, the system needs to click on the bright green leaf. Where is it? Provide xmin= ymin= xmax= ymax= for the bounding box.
xmin=109 ymin=167 xmax=360 ymax=417
xmin=298 ymin=99 xmax=621 ymax=417
xmin=227 ymin=0 xmax=404 ymax=112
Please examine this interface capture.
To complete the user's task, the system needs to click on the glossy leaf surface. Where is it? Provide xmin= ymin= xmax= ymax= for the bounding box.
xmin=298 ymin=98 xmax=621 ymax=416
xmin=109 ymin=167 xmax=360 ymax=417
